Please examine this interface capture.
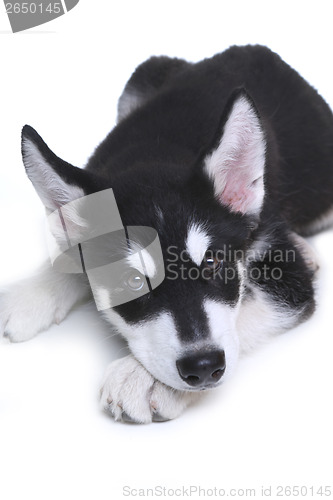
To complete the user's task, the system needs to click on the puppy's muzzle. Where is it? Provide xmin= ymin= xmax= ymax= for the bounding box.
xmin=176 ymin=350 xmax=226 ymax=389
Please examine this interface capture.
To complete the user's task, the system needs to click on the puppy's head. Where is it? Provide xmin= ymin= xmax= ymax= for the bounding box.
xmin=21 ymin=89 xmax=266 ymax=391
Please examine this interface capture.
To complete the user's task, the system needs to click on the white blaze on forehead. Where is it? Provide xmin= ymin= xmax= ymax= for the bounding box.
xmin=185 ymin=223 xmax=211 ymax=266
xmin=126 ymin=247 xmax=157 ymax=278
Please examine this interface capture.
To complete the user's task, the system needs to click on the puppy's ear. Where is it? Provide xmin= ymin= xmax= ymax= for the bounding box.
xmin=21 ymin=126 xmax=103 ymax=246
xmin=21 ymin=125 xmax=88 ymax=211
xmin=203 ymin=89 xmax=266 ymax=217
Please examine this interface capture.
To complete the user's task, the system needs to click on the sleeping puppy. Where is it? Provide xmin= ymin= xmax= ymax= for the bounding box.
xmin=1 ymin=45 xmax=332 ymax=423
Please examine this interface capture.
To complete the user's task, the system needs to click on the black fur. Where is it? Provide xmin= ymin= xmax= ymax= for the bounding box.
xmin=87 ymin=45 xmax=333 ymax=233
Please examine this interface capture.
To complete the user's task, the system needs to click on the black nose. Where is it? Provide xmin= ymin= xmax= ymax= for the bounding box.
xmin=176 ymin=350 xmax=226 ymax=388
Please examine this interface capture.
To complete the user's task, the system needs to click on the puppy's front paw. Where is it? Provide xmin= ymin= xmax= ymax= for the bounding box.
xmin=0 ymin=280 xmax=69 ymax=343
xmin=100 ymin=355 xmax=199 ymax=424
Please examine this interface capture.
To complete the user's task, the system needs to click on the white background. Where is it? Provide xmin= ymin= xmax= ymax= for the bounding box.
xmin=0 ymin=1 xmax=333 ymax=499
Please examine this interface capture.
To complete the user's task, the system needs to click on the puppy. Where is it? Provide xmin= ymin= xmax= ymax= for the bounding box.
xmin=1 ymin=45 xmax=332 ymax=423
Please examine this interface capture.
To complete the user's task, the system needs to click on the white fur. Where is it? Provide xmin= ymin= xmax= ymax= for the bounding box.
xmin=237 ymin=285 xmax=298 ymax=354
xmin=0 ymin=262 xmax=89 ymax=342
xmin=237 ymin=233 xmax=312 ymax=353
xmin=203 ymin=299 xmax=240 ymax=380
xmin=154 ymin=205 xmax=165 ymax=231
xmin=103 ymin=309 xmax=188 ymax=390
xmin=204 ymin=95 xmax=266 ymax=216
xmin=289 ymin=231 xmax=319 ymax=273
xmin=117 ymin=87 xmax=145 ymax=123
xmin=235 ymin=231 xmax=317 ymax=353
xmin=185 ymin=222 xmax=211 ymax=266
xmin=126 ymin=247 xmax=157 ymax=278
xmin=46 ymin=204 xmax=88 ymax=266
xmin=100 ymin=355 xmax=200 ymax=423
xmin=22 ymin=139 xmax=84 ymax=210
xmin=246 ymin=233 xmax=271 ymax=263
xmin=93 ymin=287 xmax=112 ymax=311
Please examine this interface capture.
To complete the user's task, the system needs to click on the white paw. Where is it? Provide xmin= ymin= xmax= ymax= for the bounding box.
xmin=0 ymin=278 xmax=69 ymax=342
xmin=100 ymin=355 xmax=199 ymax=424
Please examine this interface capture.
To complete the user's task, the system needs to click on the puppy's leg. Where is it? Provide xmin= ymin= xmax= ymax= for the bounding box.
xmin=0 ymin=262 xmax=90 ymax=342
xmin=100 ymin=355 xmax=201 ymax=424
xmin=237 ymin=285 xmax=301 ymax=353
xmin=238 ymin=233 xmax=317 ymax=353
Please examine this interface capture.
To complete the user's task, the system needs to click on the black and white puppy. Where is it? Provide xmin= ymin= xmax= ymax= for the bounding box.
xmin=1 ymin=45 xmax=333 ymax=423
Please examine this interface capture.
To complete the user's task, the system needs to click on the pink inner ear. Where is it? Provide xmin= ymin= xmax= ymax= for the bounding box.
xmin=205 ymin=94 xmax=266 ymax=216
xmin=220 ymin=175 xmax=255 ymax=214
xmin=218 ymin=154 xmax=257 ymax=214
